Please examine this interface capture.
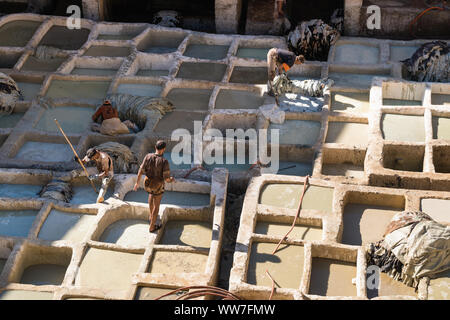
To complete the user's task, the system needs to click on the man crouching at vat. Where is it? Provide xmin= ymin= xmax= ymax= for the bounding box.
xmin=79 ymin=147 xmax=114 ymax=203
xmin=91 ymin=99 xmax=138 ymax=135
xmin=267 ymin=48 xmax=305 ymax=96
xmin=133 ymin=140 xmax=175 ymax=233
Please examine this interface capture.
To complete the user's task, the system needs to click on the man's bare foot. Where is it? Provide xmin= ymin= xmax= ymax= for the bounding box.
xmin=149 ymin=224 xmax=162 ymax=233
xmin=97 ymin=196 xmax=104 ymax=203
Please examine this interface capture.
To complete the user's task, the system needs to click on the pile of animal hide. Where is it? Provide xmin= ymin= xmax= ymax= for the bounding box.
xmin=330 ymin=8 xmax=344 ymax=33
xmin=272 ymin=73 xmax=334 ymax=97
xmin=153 ymin=10 xmax=182 ymax=28
xmin=39 ymin=179 xmax=73 ymax=203
xmin=402 ymin=41 xmax=450 ymax=82
xmin=0 ymin=72 xmax=21 ymax=115
xmin=96 ymin=142 xmax=139 ymax=174
xmin=106 ymin=94 xmax=174 ymax=131
xmin=34 ymin=45 xmax=62 ymax=60
xmin=287 ymin=19 xmax=340 ymax=61
xmin=366 ymin=211 xmax=450 ymax=289
xmin=26 ymin=0 xmax=51 ymax=14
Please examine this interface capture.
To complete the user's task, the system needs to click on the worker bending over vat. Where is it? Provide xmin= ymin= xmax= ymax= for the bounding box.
xmin=267 ymin=48 xmax=305 ymax=96
xmin=78 ymin=147 xmax=114 ymax=203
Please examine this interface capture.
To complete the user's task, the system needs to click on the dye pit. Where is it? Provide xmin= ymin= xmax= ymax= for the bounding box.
xmin=183 ymin=44 xmax=229 ymax=61
xmin=83 ymin=46 xmax=132 ymax=58
xmin=35 ymin=106 xmax=95 ymax=134
xmin=215 ymin=89 xmax=264 ymax=109
xmin=148 ymin=251 xmax=208 ymax=274
xmin=246 ymin=242 xmax=305 ymax=289
xmin=14 ymin=81 xmax=42 ymax=101
xmin=71 ymin=68 xmax=118 ymax=76
xmin=0 ymin=184 xmax=41 ymax=199
xmin=165 ymin=88 xmax=212 ymax=111
xmin=0 ymin=20 xmax=41 ymax=47
xmin=0 ymin=113 xmax=24 ymax=128
xmin=334 ymin=44 xmax=380 ymax=65
xmin=235 ymin=47 xmax=271 ymax=61
xmin=269 ymin=120 xmax=321 ymax=146
xmin=38 ymin=210 xmax=97 ymax=242
xmin=259 ymin=184 xmax=334 ymax=213
xmin=116 ymin=83 xmax=162 ymax=98
xmin=21 ymin=56 xmax=66 ymax=73
xmin=309 ymin=258 xmax=357 ymax=297
xmin=342 ymin=204 xmax=403 ymax=246
xmin=14 ymin=142 xmax=72 ymax=162
xmin=99 ymin=219 xmax=151 ymax=247
xmin=0 ymin=13 xmax=448 ymax=301
xmin=0 ymin=209 xmax=39 ymax=238
xmin=136 ymin=69 xmax=169 ymax=77
xmin=382 ymin=114 xmax=425 ymax=142
xmin=330 ymin=92 xmax=370 ymax=114
xmin=176 ymin=62 xmax=227 ymax=82
xmin=45 ymin=80 xmax=110 ymax=101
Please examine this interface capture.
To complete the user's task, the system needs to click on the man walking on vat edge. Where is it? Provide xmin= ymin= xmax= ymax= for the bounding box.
xmin=134 ymin=140 xmax=175 ymax=233
xmin=267 ymin=47 xmax=305 ymax=96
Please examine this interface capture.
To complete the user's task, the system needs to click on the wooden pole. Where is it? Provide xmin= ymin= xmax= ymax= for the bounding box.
xmin=54 ymin=119 xmax=97 ymax=193
xmin=272 ymin=175 xmax=310 ymax=255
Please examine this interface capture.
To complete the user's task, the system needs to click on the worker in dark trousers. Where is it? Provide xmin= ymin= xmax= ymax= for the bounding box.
xmin=267 ymin=48 xmax=305 ymax=96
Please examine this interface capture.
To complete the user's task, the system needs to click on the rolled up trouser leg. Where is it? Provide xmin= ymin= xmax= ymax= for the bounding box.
xmin=97 ymin=176 xmax=112 ymax=202
xmin=267 ymin=48 xmax=278 ymax=83
xmin=148 ymin=192 xmax=163 ymax=230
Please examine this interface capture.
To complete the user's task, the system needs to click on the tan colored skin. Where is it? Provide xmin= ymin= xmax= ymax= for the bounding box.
xmin=295 ymin=56 xmax=305 ymax=64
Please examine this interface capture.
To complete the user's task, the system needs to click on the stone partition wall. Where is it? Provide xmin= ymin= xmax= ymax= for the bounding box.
xmin=229 ymin=174 xmax=450 ymax=300
xmin=0 ymin=13 xmax=449 ymax=300
xmin=1 ymin=13 xmax=442 ymax=183
xmin=0 ymin=168 xmax=228 ymax=300
xmin=366 ymin=78 xmax=450 ymax=191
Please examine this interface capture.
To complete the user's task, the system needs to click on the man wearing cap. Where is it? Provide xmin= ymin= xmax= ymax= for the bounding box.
xmin=133 ymin=140 xmax=174 ymax=232
xmin=267 ymin=48 xmax=305 ymax=96
xmin=91 ymin=99 xmax=131 ymax=135
xmin=92 ymin=99 xmax=118 ymax=123
xmin=80 ymin=147 xmax=114 ymax=203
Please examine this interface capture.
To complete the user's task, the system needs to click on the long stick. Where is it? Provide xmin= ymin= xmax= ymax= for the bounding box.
xmin=272 ymin=175 xmax=310 ymax=255
xmin=266 ymin=270 xmax=275 ymax=300
xmin=54 ymin=119 xmax=97 ymax=193
xmin=278 ymin=164 xmax=296 ymax=172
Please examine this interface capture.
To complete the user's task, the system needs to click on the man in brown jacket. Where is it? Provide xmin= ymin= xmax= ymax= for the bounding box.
xmin=91 ymin=99 xmax=132 ymax=135
xmin=133 ymin=140 xmax=174 ymax=232
xmin=92 ymin=100 xmax=118 ymax=123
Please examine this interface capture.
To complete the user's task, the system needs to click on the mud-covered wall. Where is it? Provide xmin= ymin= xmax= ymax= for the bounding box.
xmin=349 ymin=0 xmax=450 ymax=39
